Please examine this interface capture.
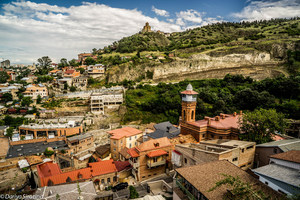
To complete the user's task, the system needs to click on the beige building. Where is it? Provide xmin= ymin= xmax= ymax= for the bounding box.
xmin=87 ymin=64 xmax=105 ymax=78
xmin=108 ymin=127 xmax=143 ymax=160
xmin=90 ymin=90 xmax=123 ymax=114
xmin=127 ymin=137 xmax=173 ymax=182
xmin=66 ymin=133 xmax=94 ymax=154
xmin=23 ymin=84 xmax=48 ymax=99
xmin=173 ymin=139 xmax=256 ymax=170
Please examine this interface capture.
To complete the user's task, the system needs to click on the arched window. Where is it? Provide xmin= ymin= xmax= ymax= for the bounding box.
xmin=47 ymin=179 xmax=54 ymax=186
xmin=191 ymin=110 xmax=194 ymax=120
xmin=183 ymin=110 xmax=186 ymax=120
xmin=66 ymin=177 xmax=72 ymax=183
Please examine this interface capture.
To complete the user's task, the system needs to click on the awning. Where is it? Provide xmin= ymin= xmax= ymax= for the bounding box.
xmin=147 ymin=149 xmax=168 ymax=158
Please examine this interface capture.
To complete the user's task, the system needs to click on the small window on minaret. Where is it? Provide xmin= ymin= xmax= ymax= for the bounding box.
xmin=191 ymin=111 xmax=194 ymax=120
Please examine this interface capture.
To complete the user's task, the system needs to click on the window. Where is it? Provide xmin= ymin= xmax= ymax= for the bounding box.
xmin=202 ymin=134 xmax=205 ymax=138
xmin=241 ymin=148 xmax=244 ymax=153
xmin=114 ymin=148 xmax=116 ymax=152
xmin=135 ymin=142 xmax=137 ymax=146
xmin=273 ymin=148 xmax=277 ymax=153
xmin=113 ymin=176 xmax=117 ymax=182
xmin=246 ymin=145 xmax=254 ymax=150
xmin=129 ymin=136 xmax=132 ymax=140
xmin=148 ymin=174 xmax=151 ymax=177
xmin=107 ymin=178 xmax=110 ymax=183
xmin=232 ymin=157 xmax=238 ymax=162
xmin=135 ymin=135 xmax=137 ymax=139
xmin=114 ymin=141 xmax=116 ymax=145
xmin=129 ymin=144 xmax=132 ymax=148
xmin=184 ymin=158 xmax=187 ymax=164
xmin=153 ymin=157 xmax=158 ymax=162
xmin=219 ymin=136 xmax=223 ymax=139
xmin=101 ymin=179 xmax=104 ymax=184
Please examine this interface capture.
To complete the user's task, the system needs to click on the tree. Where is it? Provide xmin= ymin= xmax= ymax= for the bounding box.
xmin=21 ymin=96 xmax=33 ymax=107
xmin=37 ymin=56 xmax=52 ymax=74
xmin=129 ymin=186 xmax=139 ymax=199
xmin=77 ymin=68 xmax=85 ymax=74
xmin=209 ymin=174 xmax=269 ymax=200
xmin=239 ymin=108 xmax=288 ymax=144
xmin=36 ymin=95 xmax=42 ymax=104
xmin=2 ymin=93 xmax=12 ymax=103
xmin=64 ymin=83 xmax=68 ymax=90
xmin=60 ymin=58 xmax=68 ymax=66
xmin=69 ymin=59 xmax=79 ymax=67
xmin=70 ymin=86 xmax=76 ymax=92
xmin=84 ymin=57 xmax=96 ymax=65
xmin=0 ymin=71 xmax=9 ymax=83
xmin=6 ymin=127 xmax=14 ymax=138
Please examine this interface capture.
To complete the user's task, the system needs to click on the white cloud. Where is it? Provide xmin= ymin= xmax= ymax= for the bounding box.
xmin=0 ymin=1 xmax=181 ymax=64
xmin=176 ymin=9 xmax=203 ymax=24
xmin=232 ymin=0 xmax=300 ymax=21
xmin=151 ymin=6 xmax=169 ymax=17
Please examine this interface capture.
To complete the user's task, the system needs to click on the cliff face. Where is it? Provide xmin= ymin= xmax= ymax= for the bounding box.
xmin=153 ymin=52 xmax=286 ymax=81
xmin=107 ymin=51 xmax=287 ymax=83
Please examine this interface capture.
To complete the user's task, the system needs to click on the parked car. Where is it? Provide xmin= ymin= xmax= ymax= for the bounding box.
xmin=112 ymin=182 xmax=128 ymax=192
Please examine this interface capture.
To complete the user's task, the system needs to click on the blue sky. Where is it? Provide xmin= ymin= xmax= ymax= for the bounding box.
xmin=0 ymin=0 xmax=299 ymax=64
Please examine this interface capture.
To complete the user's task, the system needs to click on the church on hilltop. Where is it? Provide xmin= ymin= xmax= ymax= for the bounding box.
xmin=140 ymin=22 xmax=170 ymax=37
xmin=179 ymin=84 xmax=241 ymax=142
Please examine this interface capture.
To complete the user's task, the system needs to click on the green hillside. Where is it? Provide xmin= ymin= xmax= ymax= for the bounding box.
xmin=87 ymin=18 xmax=300 ymax=86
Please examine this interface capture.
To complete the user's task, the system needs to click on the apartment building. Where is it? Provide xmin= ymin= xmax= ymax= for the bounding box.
xmin=19 ymin=121 xmax=83 ymax=139
xmin=127 ymin=137 xmax=173 ymax=182
xmin=108 ymin=127 xmax=143 ymax=160
xmin=173 ymin=160 xmax=281 ymax=200
xmin=87 ymin=64 xmax=105 ymax=78
xmin=66 ymin=133 xmax=94 ymax=154
xmin=173 ymin=139 xmax=256 ymax=170
xmin=72 ymin=76 xmax=88 ymax=90
xmin=90 ymin=90 xmax=123 ymax=114
xmin=23 ymin=84 xmax=48 ymax=99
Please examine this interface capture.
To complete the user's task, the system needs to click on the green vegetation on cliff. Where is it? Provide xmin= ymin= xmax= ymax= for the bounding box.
xmin=123 ymin=74 xmax=300 ymax=124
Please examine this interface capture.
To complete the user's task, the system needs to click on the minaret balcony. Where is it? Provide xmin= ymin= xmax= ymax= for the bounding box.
xmin=182 ymin=96 xmax=197 ymax=102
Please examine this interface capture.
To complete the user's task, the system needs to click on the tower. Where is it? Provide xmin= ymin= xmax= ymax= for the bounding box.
xmin=181 ymin=84 xmax=198 ymax=122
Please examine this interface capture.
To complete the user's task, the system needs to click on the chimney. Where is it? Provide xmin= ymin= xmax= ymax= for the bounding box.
xmin=239 ymin=110 xmax=243 ymax=115
xmin=215 ymin=116 xmax=220 ymax=121
xmin=220 ymin=114 xmax=225 ymax=119
xmin=204 ymin=117 xmax=210 ymax=121
xmin=233 ymin=112 xmax=237 ymax=116
xmin=207 ymin=119 xmax=211 ymax=125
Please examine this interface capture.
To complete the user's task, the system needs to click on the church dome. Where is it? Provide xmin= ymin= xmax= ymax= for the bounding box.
xmin=186 ymin=84 xmax=193 ymax=91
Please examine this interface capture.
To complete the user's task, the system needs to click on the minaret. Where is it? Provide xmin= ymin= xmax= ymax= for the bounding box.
xmin=180 ymin=84 xmax=198 ymax=122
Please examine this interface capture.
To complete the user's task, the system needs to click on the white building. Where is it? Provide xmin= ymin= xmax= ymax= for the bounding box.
xmin=90 ymin=89 xmax=123 ymax=114
xmin=23 ymin=84 xmax=48 ymax=99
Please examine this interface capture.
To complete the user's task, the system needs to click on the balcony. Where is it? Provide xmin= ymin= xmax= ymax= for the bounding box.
xmin=147 ymin=159 xmax=166 ymax=168
xmin=176 ymin=179 xmax=196 ymax=200
xmin=129 ymin=159 xmax=139 ymax=169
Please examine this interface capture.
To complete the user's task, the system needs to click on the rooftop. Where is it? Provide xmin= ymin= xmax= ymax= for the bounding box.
xmin=252 ymin=163 xmax=300 ymax=187
xmin=176 ymin=160 xmax=281 ymax=200
xmin=136 ymin=137 xmax=172 ymax=152
xmin=114 ymin=160 xmax=132 ymax=172
xmin=95 ymin=144 xmax=110 ymax=156
xmin=147 ymin=149 xmax=168 ymax=157
xmin=19 ymin=122 xmax=81 ymax=129
xmin=148 ymin=121 xmax=180 ymax=139
xmin=256 ymin=139 xmax=300 ymax=152
xmin=67 ymin=133 xmax=92 ymax=142
xmin=188 ymin=114 xmax=241 ymax=130
xmin=108 ymin=127 xmax=142 ymax=140
xmin=33 ymin=181 xmax=97 ymax=200
xmin=270 ymin=150 xmax=300 ymax=164
xmin=6 ymin=140 xmax=68 ymax=158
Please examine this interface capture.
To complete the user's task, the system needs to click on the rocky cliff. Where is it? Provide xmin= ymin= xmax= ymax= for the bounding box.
xmin=107 ymin=51 xmax=287 ymax=83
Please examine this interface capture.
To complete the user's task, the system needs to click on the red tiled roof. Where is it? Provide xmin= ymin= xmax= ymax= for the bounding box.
xmin=270 ymin=150 xmax=300 ymax=164
xmin=88 ymin=159 xmax=117 ymax=176
xmin=43 ymin=167 xmax=92 ymax=186
xmin=187 ymin=114 xmax=241 ymax=131
xmin=108 ymin=127 xmax=142 ymax=140
xmin=37 ymin=161 xmax=61 ymax=178
xmin=147 ymin=149 xmax=168 ymax=157
xmin=181 ymin=90 xmax=198 ymax=95
xmin=127 ymin=148 xmax=139 ymax=158
xmin=38 ymin=159 xmax=117 ymax=186
xmin=65 ymin=69 xmax=75 ymax=74
xmin=114 ymin=161 xmax=132 ymax=172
